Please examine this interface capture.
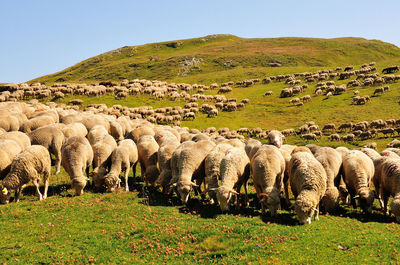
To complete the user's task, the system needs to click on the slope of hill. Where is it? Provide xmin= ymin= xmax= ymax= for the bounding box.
xmin=30 ymin=34 xmax=400 ymax=84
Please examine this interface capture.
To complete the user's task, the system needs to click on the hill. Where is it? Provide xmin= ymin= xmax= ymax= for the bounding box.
xmin=30 ymin=34 xmax=400 ymax=84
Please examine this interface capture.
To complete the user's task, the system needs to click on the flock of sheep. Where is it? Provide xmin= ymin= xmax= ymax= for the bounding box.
xmin=0 ymin=98 xmax=400 ymax=225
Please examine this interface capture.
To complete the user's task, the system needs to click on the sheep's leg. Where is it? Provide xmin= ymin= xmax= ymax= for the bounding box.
xmin=14 ymin=187 xmax=21 ymax=203
xmin=314 ymin=205 xmax=320 ymax=221
xmin=43 ymin=170 xmax=50 ymax=200
xmin=55 ymin=150 xmax=62 ymax=175
xmin=383 ymin=193 xmax=390 ymax=215
xmin=33 ymin=179 xmax=43 ymax=201
xmin=283 ymin=174 xmax=291 ymax=206
xmin=243 ymin=181 xmax=249 ymax=207
xmin=132 ymin=162 xmax=137 ymax=179
xmin=124 ymin=168 xmax=129 ymax=192
xmin=377 ymin=183 xmax=384 ymax=209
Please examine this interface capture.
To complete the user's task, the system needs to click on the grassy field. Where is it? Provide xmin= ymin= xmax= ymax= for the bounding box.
xmin=1 ymin=167 xmax=400 ymax=264
xmin=2 ymin=35 xmax=400 ymax=264
xmin=30 ymin=35 xmax=400 ymax=84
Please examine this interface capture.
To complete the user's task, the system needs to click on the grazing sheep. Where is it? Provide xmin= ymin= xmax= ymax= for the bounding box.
xmin=61 ymin=136 xmax=93 ymax=196
xmin=170 ymin=140 xmax=215 ymax=204
xmin=103 ymin=139 xmax=138 ymax=192
xmin=28 ymin=125 xmax=65 ymax=175
xmin=289 ymin=148 xmax=327 ymax=224
xmin=314 ymin=147 xmax=342 ymax=212
xmin=374 ymin=157 xmax=400 ymax=222
xmin=0 ymin=131 xmax=31 ymax=150
xmin=322 ymin=124 xmax=336 ymax=132
xmin=137 ymin=135 xmax=160 ymax=186
xmin=328 ymin=134 xmax=340 ymax=141
xmin=156 ymin=136 xmax=180 ymax=193
xmin=301 ymin=133 xmax=318 ymax=141
xmin=214 ymin=147 xmax=250 ymax=211
xmin=91 ymin=134 xmax=118 ymax=190
xmin=251 ymin=145 xmax=285 ymax=216
xmin=204 ymin=143 xmax=233 ymax=203
xmin=342 ymin=150 xmax=375 ymax=213
xmin=0 ymin=145 xmax=51 ymax=204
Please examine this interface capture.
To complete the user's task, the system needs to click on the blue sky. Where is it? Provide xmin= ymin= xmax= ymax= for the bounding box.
xmin=1 ymin=0 xmax=399 ymax=83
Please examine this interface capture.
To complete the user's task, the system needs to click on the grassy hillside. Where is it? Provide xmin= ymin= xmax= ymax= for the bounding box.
xmin=30 ymin=34 xmax=400 ymax=84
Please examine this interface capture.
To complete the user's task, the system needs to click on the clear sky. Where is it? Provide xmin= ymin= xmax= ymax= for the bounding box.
xmin=1 ymin=0 xmax=399 ymax=83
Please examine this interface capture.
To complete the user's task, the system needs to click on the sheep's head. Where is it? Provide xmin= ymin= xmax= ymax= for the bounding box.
xmin=391 ymin=197 xmax=400 ymax=223
xmin=267 ymin=130 xmax=284 ymax=148
xmin=177 ymin=181 xmax=197 ymax=204
xmin=321 ymin=187 xmax=340 ymax=212
xmin=295 ymin=193 xmax=318 ymax=225
xmin=104 ymin=174 xmax=120 ymax=192
xmin=0 ymin=183 xmax=10 ymax=204
xmin=72 ymin=178 xmax=87 ymax=196
xmin=259 ymin=189 xmax=281 ymax=216
xmin=357 ymin=188 xmax=374 ymax=213
xmin=216 ymin=187 xmax=238 ymax=212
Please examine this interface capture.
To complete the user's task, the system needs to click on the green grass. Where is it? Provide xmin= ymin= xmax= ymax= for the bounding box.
xmin=1 ymin=168 xmax=400 ymax=264
xmin=29 ymin=34 xmax=400 ymax=84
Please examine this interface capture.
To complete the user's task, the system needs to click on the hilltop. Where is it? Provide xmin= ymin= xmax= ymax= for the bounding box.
xmin=30 ymin=34 xmax=400 ymax=84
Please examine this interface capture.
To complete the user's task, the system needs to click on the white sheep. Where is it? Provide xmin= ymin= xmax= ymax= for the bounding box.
xmin=170 ymin=140 xmax=215 ymax=204
xmin=0 ymin=145 xmax=51 ymax=203
xmin=214 ymin=147 xmax=250 ymax=211
xmin=251 ymin=145 xmax=285 ymax=216
xmin=103 ymin=139 xmax=138 ymax=192
xmin=313 ymin=147 xmax=342 ymax=212
xmin=91 ymin=134 xmax=117 ymax=190
xmin=0 ymin=131 xmax=31 ymax=150
xmin=289 ymin=147 xmax=327 ymax=224
xmin=342 ymin=150 xmax=375 ymax=213
xmin=61 ymin=136 xmax=93 ymax=196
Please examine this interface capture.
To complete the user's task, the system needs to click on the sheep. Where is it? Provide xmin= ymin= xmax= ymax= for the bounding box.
xmin=289 ymin=148 xmax=327 ymax=224
xmin=322 ymin=124 xmax=336 ymax=132
xmin=28 ymin=125 xmax=65 ymax=175
xmin=251 ymin=145 xmax=285 ymax=216
xmin=156 ymin=136 xmax=180 ymax=193
xmin=214 ymin=147 xmax=250 ymax=211
xmin=102 ymin=139 xmax=138 ymax=192
xmin=204 ymin=143 xmax=233 ymax=203
xmin=137 ymin=135 xmax=160 ymax=186
xmin=109 ymin=120 xmax=124 ymax=141
xmin=301 ymin=133 xmax=318 ymax=141
xmin=328 ymin=134 xmax=340 ymax=141
xmin=61 ymin=136 xmax=93 ymax=196
xmin=314 ymin=147 xmax=342 ymax=212
xmin=373 ymin=157 xmax=400 ymax=222
xmin=91 ymin=134 xmax=117 ymax=190
xmin=0 ymin=145 xmax=51 ymax=204
xmin=170 ymin=140 xmax=215 ymax=204
xmin=20 ymin=115 xmax=55 ymax=133
xmin=0 ymin=115 xmax=20 ymax=132
xmin=266 ymin=130 xmax=284 ymax=148
xmin=0 ymin=131 xmax=31 ymax=150
xmin=342 ymin=150 xmax=375 ymax=213
xmin=0 ymin=140 xmax=23 ymax=179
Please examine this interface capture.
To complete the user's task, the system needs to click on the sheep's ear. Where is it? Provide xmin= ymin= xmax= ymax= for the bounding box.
xmin=260 ymin=197 xmax=267 ymax=203
xmin=2 ymin=187 xmax=7 ymax=195
xmin=207 ymin=187 xmax=219 ymax=192
xmin=353 ymin=195 xmax=360 ymax=199
xmin=312 ymin=207 xmax=318 ymax=212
